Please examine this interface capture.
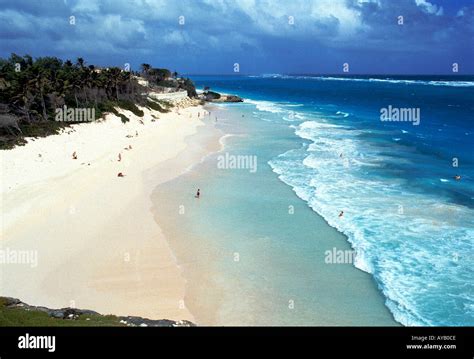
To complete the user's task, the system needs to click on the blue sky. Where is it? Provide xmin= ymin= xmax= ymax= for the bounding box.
xmin=0 ymin=0 xmax=473 ymax=74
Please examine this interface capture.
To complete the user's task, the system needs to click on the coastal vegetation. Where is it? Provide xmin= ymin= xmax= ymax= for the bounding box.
xmin=0 ymin=297 xmax=194 ymax=327
xmin=0 ymin=297 xmax=124 ymax=327
xmin=146 ymin=99 xmax=172 ymax=113
xmin=0 ymin=54 xmax=198 ymax=149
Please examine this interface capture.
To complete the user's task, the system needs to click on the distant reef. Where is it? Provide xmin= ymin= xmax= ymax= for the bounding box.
xmin=0 ymin=297 xmax=195 ymax=327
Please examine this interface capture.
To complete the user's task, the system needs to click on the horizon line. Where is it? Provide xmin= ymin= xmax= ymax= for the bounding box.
xmin=183 ymin=73 xmax=474 ymax=77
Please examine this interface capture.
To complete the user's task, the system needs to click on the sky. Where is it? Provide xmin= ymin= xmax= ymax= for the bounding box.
xmin=0 ymin=0 xmax=473 ymax=74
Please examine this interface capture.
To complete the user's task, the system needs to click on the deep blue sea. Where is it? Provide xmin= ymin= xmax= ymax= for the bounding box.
xmin=191 ymin=74 xmax=474 ymax=326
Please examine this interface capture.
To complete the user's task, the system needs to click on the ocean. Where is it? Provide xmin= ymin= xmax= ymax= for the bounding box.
xmin=157 ymin=75 xmax=474 ymax=326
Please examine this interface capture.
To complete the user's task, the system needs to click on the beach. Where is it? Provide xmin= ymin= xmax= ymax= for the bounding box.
xmin=152 ymin=104 xmax=399 ymax=326
xmin=0 ymin=100 xmax=220 ymax=322
xmin=1 ymin=98 xmax=398 ymax=326
xmin=1 ymin=76 xmax=472 ymax=326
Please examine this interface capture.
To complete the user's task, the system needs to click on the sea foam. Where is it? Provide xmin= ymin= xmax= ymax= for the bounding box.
xmin=267 ymin=116 xmax=474 ymax=326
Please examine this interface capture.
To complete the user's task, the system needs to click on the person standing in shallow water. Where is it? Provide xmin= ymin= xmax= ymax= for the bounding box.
xmin=195 ymin=189 xmax=200 ymax=199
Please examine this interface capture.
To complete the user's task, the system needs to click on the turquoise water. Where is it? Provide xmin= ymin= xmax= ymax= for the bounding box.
xmin=188 ymin=75 xmax=474 ymax=326
xmin=152 ymin=104 xmax=397 ymax=326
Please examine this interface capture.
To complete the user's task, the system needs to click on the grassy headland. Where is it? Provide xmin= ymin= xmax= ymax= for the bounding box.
xmin=0 ymin=297 xmax=195 ymax=327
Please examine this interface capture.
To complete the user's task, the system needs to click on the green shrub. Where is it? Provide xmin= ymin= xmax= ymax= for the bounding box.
xmin=96 ymin=101 xmax=119 ymax=119
xmin=157 ymin=100 xmax=173 ymax=109
xmin=96 ymin=101 xmax=135 ymax=122
xmin=118 ymin=113 xmax=130 ymax=123
xmin=0 ymin=136 xmax=26 ymax=150
xmin=116 ymin=100 xmax=144 ymax=117
xmin=20 ymin=120 xmax=67 ymax=138
xmin=147 ymin=100 xmax=169 ymax=113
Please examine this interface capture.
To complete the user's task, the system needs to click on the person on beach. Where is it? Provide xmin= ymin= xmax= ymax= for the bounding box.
xmin=72 ymin=151 xmax=77 ymax=160
xmin=117 ymin=172 xmax=125 ymax=177
xmin=195 ymin=189 xmax=200 ymax=199
xmin=118 ymin=153 xmax=122 ymax=162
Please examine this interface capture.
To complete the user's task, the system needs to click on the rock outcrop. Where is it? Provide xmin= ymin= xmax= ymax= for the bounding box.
xmin=202 ymin=91 xmax=243 ymax=103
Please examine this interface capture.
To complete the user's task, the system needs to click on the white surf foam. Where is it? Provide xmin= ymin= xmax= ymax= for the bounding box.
xmin=269 ymin=118 xmax=474 ymax=326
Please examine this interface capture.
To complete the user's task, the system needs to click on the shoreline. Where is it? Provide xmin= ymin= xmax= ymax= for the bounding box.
xmin=0 ymin=100 xmax=217 ymax=322
xmin=150 ymin=103 xmax=398 ymax=326
xmin=2 ymin=98 xmax=399 ymax=326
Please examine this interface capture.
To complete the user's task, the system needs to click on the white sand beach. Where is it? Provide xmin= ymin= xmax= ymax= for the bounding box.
xmin=0 ymin=99 xmax=217 ymax=322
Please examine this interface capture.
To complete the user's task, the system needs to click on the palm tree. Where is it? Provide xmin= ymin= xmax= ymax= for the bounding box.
xmin=76 ymin=57 xmax=85 ymax=69
xmin=141 ymin=63 xmax=151 ymax=77
xmin=11 ymin=81 xmax=33 ymax=122
xmin=31 ymin=72 xmax=49 ymax=120
xmin=108 ymin=67 xmax=122 ymax=100
xmin=81 ymin=66 xmax=92 ymax=104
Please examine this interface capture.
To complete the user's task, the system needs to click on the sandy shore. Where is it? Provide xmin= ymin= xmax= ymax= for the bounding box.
xmin=0 ymin=99 xmax=218 ymax=322
xmin=150 ymin=105 xmax=399 ymax=326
